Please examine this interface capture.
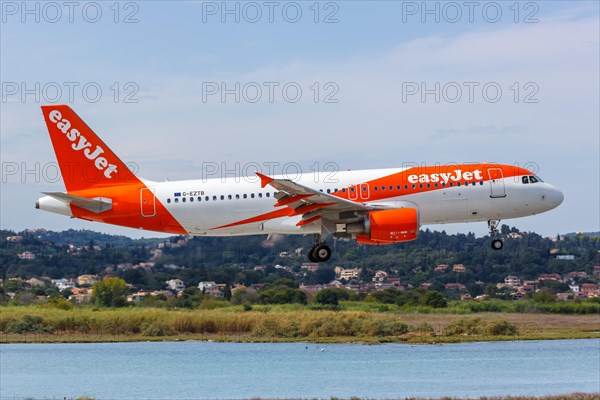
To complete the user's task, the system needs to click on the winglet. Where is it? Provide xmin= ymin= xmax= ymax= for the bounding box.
xmin=256 ymin=172 xmax=274 ymax=188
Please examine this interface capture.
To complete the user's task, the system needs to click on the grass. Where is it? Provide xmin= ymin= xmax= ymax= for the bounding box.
xmin=1 ymin=305 xmax=598 ymax=344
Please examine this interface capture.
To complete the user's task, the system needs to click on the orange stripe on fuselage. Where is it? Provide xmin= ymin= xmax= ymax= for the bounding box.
xmin=332 ymin=164 xmax=530 ymax=202
xmin=209 ymin=164 xmax=528 ymax=231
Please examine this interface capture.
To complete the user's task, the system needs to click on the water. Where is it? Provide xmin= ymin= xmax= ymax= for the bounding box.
xmin=1 ymin=339 xmax=599 ymax=400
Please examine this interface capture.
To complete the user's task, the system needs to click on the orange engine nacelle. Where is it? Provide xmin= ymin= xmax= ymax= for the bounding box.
xmin=354 ymin=208 xmax=419 ymax=245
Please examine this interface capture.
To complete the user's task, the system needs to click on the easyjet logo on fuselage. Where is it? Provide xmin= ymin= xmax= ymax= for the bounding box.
xmin=407 ymin=169 xmax=484 ymax=184
xmin=49 ymin=110 xmax=118 ymax=179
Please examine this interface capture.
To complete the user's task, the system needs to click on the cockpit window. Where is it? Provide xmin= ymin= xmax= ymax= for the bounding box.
xmin=523 ymin=175 xmax=542 ymax=184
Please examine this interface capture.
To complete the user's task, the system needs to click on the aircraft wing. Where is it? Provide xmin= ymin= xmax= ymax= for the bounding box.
xmin=256 ymin=172 xmax=379 ymax=226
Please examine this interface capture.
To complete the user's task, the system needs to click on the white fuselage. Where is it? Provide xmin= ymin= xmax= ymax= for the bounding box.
xmin=146 ymin=168 xmax=563 ymax=236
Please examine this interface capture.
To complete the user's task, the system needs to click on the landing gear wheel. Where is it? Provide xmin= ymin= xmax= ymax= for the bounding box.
xmin=487 ymin=220 xmax=503 ymax=251
xmin=491 ymin=239 xmax=503 ymax=250
xmin=307 ymin=248 xmax=318 ymax=262
xmin=311 ymin=244 xmax=332 ymax=262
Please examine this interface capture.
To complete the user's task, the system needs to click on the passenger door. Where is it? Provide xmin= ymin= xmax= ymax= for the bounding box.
xmin=488 ymin=168 xmax=506 ymax=198
xmin=140 ymin=188 xmax=156 ymax=217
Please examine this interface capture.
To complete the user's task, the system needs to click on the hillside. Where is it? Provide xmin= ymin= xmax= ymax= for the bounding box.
xmin=1 ymin=227 xmax=598 ymax=296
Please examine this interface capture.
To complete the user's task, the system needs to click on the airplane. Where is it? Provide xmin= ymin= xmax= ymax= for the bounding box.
xmin=36 ymin=105 xmax=564 ymax=262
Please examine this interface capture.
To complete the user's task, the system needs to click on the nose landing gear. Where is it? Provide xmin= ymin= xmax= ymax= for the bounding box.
xmin=488 ymin=220 xmax=503 ymax=250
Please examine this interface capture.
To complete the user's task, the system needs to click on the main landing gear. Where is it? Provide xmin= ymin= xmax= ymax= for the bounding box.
xmin=488 ymin=219 xmax=503 ymax=250
xmin=307 ymin=233 xmax=332 ymax=263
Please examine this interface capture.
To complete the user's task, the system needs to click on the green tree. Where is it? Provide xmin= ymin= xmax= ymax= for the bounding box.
xmin=314 ymin=268 xmax=336 ymax=285
xmin=259 ymin=285 xmax=307 ymax=305
xmin=92 ymin=277 xmax=129 ymax=307
xmin=223 ymin=284 xmax=232 ymax=301
xmin=231 ymin=288 xmax=259 ymax=305
xmin=533 ymin=288 xmax=556 ymax=303
xmin=315 ymin=288 xmax=350 ymax=306
xmin=423 ymin=291 xmax=448 ymax=308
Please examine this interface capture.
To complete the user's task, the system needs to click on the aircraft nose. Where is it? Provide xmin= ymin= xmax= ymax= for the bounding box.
xmin=544 ymin=186 xmax=564 ymax=208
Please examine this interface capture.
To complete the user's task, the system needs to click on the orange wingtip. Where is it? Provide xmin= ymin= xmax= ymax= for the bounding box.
xmin=256 ymin=172 xmax=274 ymax=188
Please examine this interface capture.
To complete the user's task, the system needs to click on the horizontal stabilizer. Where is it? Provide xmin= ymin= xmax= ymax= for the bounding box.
xmin=43 ymin=192 xmax=112 ymax=213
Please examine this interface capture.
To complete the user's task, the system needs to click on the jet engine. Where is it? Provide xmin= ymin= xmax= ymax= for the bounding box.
xmin=346 ymin=208 xmax=419 ymax=245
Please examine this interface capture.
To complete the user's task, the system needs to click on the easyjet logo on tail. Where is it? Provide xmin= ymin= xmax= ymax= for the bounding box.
xmin=48 ymin=109 xmax=118 ymax=179
xmin=407 ymin=169 xmax=484 ymax=184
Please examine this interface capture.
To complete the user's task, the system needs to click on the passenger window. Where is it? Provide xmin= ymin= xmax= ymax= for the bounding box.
xmin=167 ymin=198 xmax=171 ymax=204
xmin=228 ymin=195 xmax=232 ymax=200
xmin=404 ymin=184 xmax=408 ymax=189
xmin=449 ymin=183 xmax=454 ymax=187
xmin=362 ymin=186 xmax=367 ymax=192
xmin=235 ymin=194 xmax=240 ymax=199
xmin=342 ymin=188 xmax=346 ymax=193
xmin=213 ymin=196 xmax=217 ymax=201
xmin=190 ymin=197 xmax=193 ymax=202
xmin=427 ymin=183 xmax=431 ymax=188
xmin=243 ymin=194 xmax=247 ymax=199
xmin=419 ymin=184 xmax=423 ymax=189
xmin=457 ymin=182 xmax=461 ymax=187
xmin=220 ymin=195 xmax=224 ymax=200
xmin=397 ymin=185 xmax=401 ymax=190
xmin=259 ymin=193 xmax=263 ymax=198
xmin=198 ymin=197 xmax=202 ymax=201
xmin=389 ymin=185 xmax=393 ymax=191
xmin=442 ymin=182 xmax=446 ymax=187
xmin=350 ymin=187 xmax=355 ymax=192
xmin=251 ymin=193 xmax=255 ymax=198
xmin=374 ymin=186 xmax=378 ymax=191
xmin=205 ymin=196 xmax=209 ymax=201
xmin=182 ymin=198 xmax=186 ymax=203
xmin=412 ymin=184 xmax=416 ymax=189
xmin=381 ymin=186 xmax=385 ymax=191
xmin=522 ymin=176 xmax=529 ymax=184
xmin=175 ymin=198 xmax=179 ymax=203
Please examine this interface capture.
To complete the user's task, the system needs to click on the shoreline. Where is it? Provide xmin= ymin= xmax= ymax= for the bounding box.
xmin=2 ymin=307 xmax=598 ymax=344
xmin=2 ymin=333 xmax=600 ymax=345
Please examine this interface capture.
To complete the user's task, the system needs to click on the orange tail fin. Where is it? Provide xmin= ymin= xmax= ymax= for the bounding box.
xmin=41 ymin=105 xmax=139 ymax=192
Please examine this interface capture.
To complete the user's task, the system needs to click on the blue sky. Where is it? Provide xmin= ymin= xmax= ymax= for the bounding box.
xmin=1 ymin=1 xmax=598 ymax=238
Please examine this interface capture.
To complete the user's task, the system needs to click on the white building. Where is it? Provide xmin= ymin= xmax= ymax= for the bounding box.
xmin=17 ymin=251 xmax=36 ymax=260
xmin=336 ymin=267 xmax=361 ymax=280
xmin=51 ymin=278 xmax=76 ymax=291
xmin=165 ymin=279 xmax=185 ymax=292
xmin=504 ymin=276 xmax=521 ymax=287
xmin=198 ymin=281 xmax=217 ymax=292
